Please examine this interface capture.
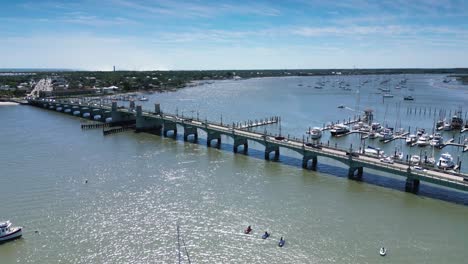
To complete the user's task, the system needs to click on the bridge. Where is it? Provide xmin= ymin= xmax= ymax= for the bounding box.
xmin=27 ymin=98 xmax=468 ymax=194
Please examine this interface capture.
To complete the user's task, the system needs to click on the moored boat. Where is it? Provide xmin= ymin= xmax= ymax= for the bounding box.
xmin=437 ymin=153 xmax=455 ymax=169
xmin=308 ymin=127 xmax=322 ymax=140
xmin=330 ymin=124 xmax=349 ymax=136
xmin=405 ymin=134 xmax=417 ymax=144
xmin=410 ymin=155 xmax=421 ymax=165
xmin=416 ymin=134 xmax=430 ymax=147
xmin=0 ymin=220 xmax=22 ymax=243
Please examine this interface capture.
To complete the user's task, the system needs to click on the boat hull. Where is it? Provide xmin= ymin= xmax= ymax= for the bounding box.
xmin=0 ymin=227 xmax=22 ymax=243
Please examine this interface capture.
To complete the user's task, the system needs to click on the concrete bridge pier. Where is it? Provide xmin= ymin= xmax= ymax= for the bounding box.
xmin=302 ymin=155 xmax=318 ymax=170
xmin=405 ymin=177 xmax=420 ymax=193
xmin=183 ymin=124 xmax=198 ymax=142
xmin=348 ymin=167 xmax=363 ymax=180
xmin=265 ymin=145 xmax=280 ymax=161
xmin=233 ymin=137 xmax=248 ymax=153
xmin=135 ymin=106 xmax=162 ymax=134
xmin=207 ymin=131 xmax=221 ymax=148
xmin=111 ymin=101 xmax=136 ymax=126
xmin=163 ymin=121 xmax=177 ymax=138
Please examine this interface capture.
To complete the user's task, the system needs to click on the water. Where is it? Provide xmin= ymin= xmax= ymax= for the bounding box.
xmin=1 ymin=74 xmax=468 ymax=263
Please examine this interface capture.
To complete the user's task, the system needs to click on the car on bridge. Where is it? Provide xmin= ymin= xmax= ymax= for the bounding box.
xmin=305 ymin=143 xmax=322 ymax=149
xmin=345 ymin=151 xmax=360 ymax=157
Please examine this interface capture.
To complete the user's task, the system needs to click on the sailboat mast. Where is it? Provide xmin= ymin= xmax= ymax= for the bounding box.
xmin=177 ymin=224 xmax=182 ymax=264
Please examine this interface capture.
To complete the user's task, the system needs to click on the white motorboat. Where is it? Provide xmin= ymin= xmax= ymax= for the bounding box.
xmin=139 ymin=97 xmax=149 ymax=101
xmin=416 ymin=128 xmax=425 ymax=137
xmin=416 ymin=134 xmax=430 ymax=147
xmin=393 ymin=151 xmax=404 ymax=160
xmin=410 ymin=155 xmax=421 ymax=165
xmin=0 ymin=221 xmax=22 ymax=242
xmin=308 ymin=127 xmax=322 ymax=140
xmin=330 ymin=124 xmax=349 ymax=136
xmin=380 ymin=247 xmax=387 ymax=256
xmin=364 ymin=146 xmax=384 ymax=158
xmin=371 ymin=122 xmax=383 ymax=132
xmin=443 ymin=122 xmax=452 ymax=131
xmin=424 ymin=156 xmax=436 ymax=166
xmin=437 ymin=153 xmax=455 ymax=169
xmin=430 ymin=133 xmax=443 ymax=147
xmin=405 ymin=134 xmax=417 ymax=145
xmin=380 ymin=156 xmax=394 ymax=164
xmin=380 ymin=128 xmax=393 ymax=141
xmin=383 ymin=93 xmax=394 ymax=98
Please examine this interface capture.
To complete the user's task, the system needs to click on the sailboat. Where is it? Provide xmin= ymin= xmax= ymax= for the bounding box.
xmin=176 ymin=224 xmax=192 ymax=264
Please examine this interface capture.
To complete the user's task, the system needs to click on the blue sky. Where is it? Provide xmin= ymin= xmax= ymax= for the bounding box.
xmin=1 ymin=0 xmax=468 ymax=70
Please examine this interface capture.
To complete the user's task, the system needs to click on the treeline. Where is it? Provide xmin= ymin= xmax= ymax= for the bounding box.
xmin=1 ymin=68 xmax=468 ymax=95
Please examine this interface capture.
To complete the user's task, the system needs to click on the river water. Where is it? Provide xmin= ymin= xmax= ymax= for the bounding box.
xmin=1 ymin=74 xmax=467 ymax=263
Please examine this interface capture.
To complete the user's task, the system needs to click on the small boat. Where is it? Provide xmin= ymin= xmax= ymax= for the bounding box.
xmin=380 ymin=128 xmax=393 ymax=141
xmin=410 ymin=155 xmax=421 ymax=165
xmin=437 ymin=153 xmax=455 ymax=169
xmin=443 ymin=122 xmax=452 ymax=131
xmin=371 ymin=122 xmax=383 ymax=132
xmin=451 ymin=112 xmax=463 ymax=129
xmin=383 ymin=93 xmax=394 ymax=98
xmin=424 ymin=156 xmax=436 ymax=166
xmin=406 ymin=134 xmax=417 ymax=144
xmin=139 ymin=97 xmax=148 ymax=101
xmin=307 ymin=127 xmax=322 ymax=140
xmin=262 ymin=232 xmax=270 ymax=239
xmin=244 ymin=226 xmax=252 ymax=234
xmin=379 ymin=247 xmax=387 ymax=256
xmin=393 ymin=151 xmax=404 ymax=160
xmin=364 ymin=146 xmax=384 ymax=158
xmin=278 ymin=237 xmax=285 ymax=247
xmin=337 ymin=105 xmax=345 ymax=109
xmin=330 ymin=124 xmax=349 ymax=136
xmin=416 ymin=134 xmax=430 ymax=147
xmin=430 ymin=133 xmax=443 ymax=147
xmin=403 ymin=95 xmax=414 ymax=100
xmin=368 ymin=132 xmax=377 ymax=139
xmin=0 ymin=220 xmax=22 ymax=243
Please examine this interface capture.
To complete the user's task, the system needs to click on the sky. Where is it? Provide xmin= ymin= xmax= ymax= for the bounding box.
xmin=1 ymin=0 xmax=468 ymax=70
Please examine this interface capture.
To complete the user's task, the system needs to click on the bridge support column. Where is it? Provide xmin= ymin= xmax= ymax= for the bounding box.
xmin=348 ymin=167 xmax=363 ymax=180
xmin=265 ymin=145 xmax=280 ymax=161
xmin=405 ymin=178 xmax=420 ymax=193
xmin=233 ymin=137 xmax=248 ymax=154
xmin=207 ymin=131 xmax=221 ymax=148
xmin=135 ymin=105 xmax=163 ymax=134
xmin=163 ymin=121 xmax=177 ymax=138
xmin=111 ymin=101 xmax=136 ymax=126
xmin=183 ymin=125 xmax=198 ymax=142
xmin=302 ymin=155 xmax=318 ymax=170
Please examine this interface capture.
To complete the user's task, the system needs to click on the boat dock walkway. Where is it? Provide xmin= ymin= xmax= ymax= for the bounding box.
xmin=237 ymin=116 xmax=280 ymax=129
xmin=27 ymin=98 xmax=468 ymax=194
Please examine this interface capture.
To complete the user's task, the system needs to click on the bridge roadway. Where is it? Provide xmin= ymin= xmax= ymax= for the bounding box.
xmin=30 ymin=98 xmax=468 ymax=193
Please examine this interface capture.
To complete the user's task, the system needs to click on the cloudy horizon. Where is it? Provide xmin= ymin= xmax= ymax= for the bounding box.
xmin=1 ymin=0 xmax=468 ymax=70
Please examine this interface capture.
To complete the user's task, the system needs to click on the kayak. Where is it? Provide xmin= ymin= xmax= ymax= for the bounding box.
xmin=278 ymin=239 xmax=285 ymax=247
xmin=262 ymin=233 xmax=270 ymax=239
xmin=379 ymin=247 xmax=386 ymax=256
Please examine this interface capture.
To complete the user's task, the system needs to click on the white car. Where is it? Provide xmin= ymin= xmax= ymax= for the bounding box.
xmin=380 ymin=157 xmax=394 ymax=164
